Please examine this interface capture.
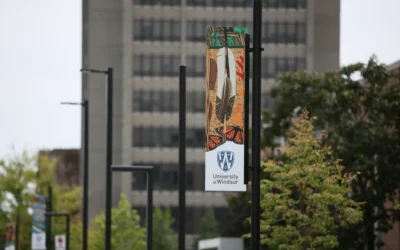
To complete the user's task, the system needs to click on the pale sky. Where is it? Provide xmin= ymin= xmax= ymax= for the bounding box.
xmin=0 ymin=0 xmax=399 ymax=157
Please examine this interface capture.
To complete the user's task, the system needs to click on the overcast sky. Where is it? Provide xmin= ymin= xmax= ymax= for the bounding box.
xmin=0 ymin=0 xmax=399 ymax=158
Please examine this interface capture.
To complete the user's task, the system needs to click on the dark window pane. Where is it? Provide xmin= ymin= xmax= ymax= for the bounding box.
xmin=267 ymin=58 xmax=276 ymax=77
xmin=132 ymin=90 xmax=141 ymax=111
xmin=153 ymin=56 xmax=162 ymax=76
xmin=133 ymin=55 xmax=142 ymax=75
xmin=297 ymin=58 xmax=306 ymax=71
xmin=297 ymin=23 xmax=306 ymax=43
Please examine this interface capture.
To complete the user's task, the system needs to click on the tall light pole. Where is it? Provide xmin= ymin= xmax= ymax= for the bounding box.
xmin=61 ymin=100 xmax=89 ymax=250
xmin=111 ymin=165 xmax=154 ymax=250
xmin=251 ymin=0 xmax=263 ymax=250
xmin=80 ymin=68 xmax=113 ymax=250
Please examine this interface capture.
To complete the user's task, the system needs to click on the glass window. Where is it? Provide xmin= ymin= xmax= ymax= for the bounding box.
xmin=142 ymin=91 xmax=152 ymax=111
xmin=277 ymin=58 xmax=286 ymax=73
xmin=142 ymin=20 xmax=152 ymax=39
xmin=287 ymin=58 xmax=296 ymax=72
xmin=153 ymin=91 xmax=161 ymax=111
xmin=297 ymin=58 xmax=306 ymax=71
xmin=214 ymin=0 xmax=225 ymax=7
xmin=172 ymin=90 xmax=179 ymax=111
xmin=142 ymin=56 xmax=152 ymax=76
xmin=153 ymin=20 xmax=161 ymax=40
xmin=133 ymin=20 xmax=141 ymax=39
xmin=153 ymin=56 xmax=162 ymax=76
xmin=266 ymin=22 xmax=276 ymax=42
xmin=297 ymin=23 xmax=306 ymax=43
xmin=133 ymin=55 xmax=141 ymax=75
xmin=287 ymin=23 xmax=296 ymax=43
xmin=173 ymin=20 xmax=181 ymax=41
xmin=277 ymin=23 xmax=286 ymax=43
xmin=267 ymin=58 xmax=276 ymax=78
xmin=162 ymin=20 xmax=172 ymax=41
xmin=298 ymin=0 xmax=307 ymax=8
xmin=132 ymin=90 xmax=141 ymax=111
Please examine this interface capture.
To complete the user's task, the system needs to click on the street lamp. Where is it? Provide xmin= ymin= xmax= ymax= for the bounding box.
xmin=111 ymin=165 xmax=153 ymax=250
xmin=45 ymin=212 xmax=70 ymax=250
xmin=80 ymin=67 xmax=113 ymax=250
xmin=61 ymin=100 xmax=89 ymax=250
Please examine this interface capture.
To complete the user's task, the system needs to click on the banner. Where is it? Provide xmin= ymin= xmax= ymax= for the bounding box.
xmin=31 ymin=194 xmax=47 ymax=250
xmin=5 ymin=223 xmax=16 ymax=250
xmin=205 ymin=26 xmax=247 ymax=191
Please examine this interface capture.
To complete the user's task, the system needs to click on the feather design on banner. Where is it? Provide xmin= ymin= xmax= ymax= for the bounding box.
xmin=215 ymin=28 xmax=236 ymax=125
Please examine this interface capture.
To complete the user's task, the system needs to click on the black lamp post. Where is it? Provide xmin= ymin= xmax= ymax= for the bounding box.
xmin=111 ymin=165 xmax=153 ymax=250
xmin=80 ymin=68 xmax=113 ymax=250
xmin=45 ymin=212 xmax=70 ymax=250
xmin=61 ymin=100 xmax=89 ymax=250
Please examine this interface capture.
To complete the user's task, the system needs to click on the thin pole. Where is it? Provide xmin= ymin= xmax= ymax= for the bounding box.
xmin=105 ymin=68 xmax=113 ymax=250
xmin=251 ymin=0 xmax=262 ymax=250
xmin=15 ymin=209 xmax=19 ymax=250
xmin=82 ymin=100 xmax=89 ymax=250
xmin=66 ymin=214 xmax=70 ymax=250
xmin=244 ymin=34 xmax=250 ymax=184
xmin=47 ymin=186 xmax=52 ymax=250
xmin=178 ymin=65 xmax=186 ymax=250
xmin=146 ymin=171 xmax=153 ymax=250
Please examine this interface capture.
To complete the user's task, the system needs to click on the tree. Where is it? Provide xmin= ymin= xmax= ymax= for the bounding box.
xmin=192 ymin=209 xmax=220 ymax=250
xmin=36 ymin=154 xmax=83 ymax=250
xmin=261 ymin=56 xmax=400 ymax=249
xmin=0 ymin=151 xmax=37 ymax=250
xmin=252 ymin=110 xmax=362 ymax=249
xmin=152 ymin=207 xmax=178 ymax=250
xmin=88 ymin=193 xmax=146 ymax=250
xmin=0 ymin=151 xmax=84 ymax=250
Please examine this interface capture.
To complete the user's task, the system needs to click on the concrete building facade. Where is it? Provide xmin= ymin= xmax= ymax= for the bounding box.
xmin=81 ymin=0 xmax=340 ymax=247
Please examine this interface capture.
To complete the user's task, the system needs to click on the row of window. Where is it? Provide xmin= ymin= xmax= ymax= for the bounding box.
xmin=131 ymin=163 xmax=204 ymax=190
xmin=263 ymin=57 xmax=306 ymax=78
xmin=133 ymin=90 xmax=205 ymax=112
xmin=133 ymin=0 xmax=307 ymax=9
xmin=133 ymin=55 xmax=306 ymax=78
xmin=132 ymin=89 xmax=276 ymax=113
xmin=132 ymin=205 xmax=229 ymax=234
xmin=133 ymin=55 xmax=205 ymax=77
xmin=132 ymin=127 xmax=205 ymax=147
xmin=134 ymin=19 xmax=306 ymax=44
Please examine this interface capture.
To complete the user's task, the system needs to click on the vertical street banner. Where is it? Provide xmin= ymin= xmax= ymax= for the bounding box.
xmin=31 ymin=194 xmax=47 ymax=250
xmin=5 ymin=223 xmax=16 ymax=250
xmin=205 ymin=26 xmax=247 ymax=191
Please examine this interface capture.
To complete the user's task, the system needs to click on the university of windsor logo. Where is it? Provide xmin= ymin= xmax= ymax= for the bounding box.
xmin=217 ymin=151 xmax=235 ymax=172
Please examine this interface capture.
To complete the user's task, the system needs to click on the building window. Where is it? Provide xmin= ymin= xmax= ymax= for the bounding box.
xmin=133 ymin=55 xmax=181 ymax=77
xmin=132 ymin=127 xmax=205 ymax=148
xmin=263 ymin=21 xmax=306 ymax=44
xmin=132 ymin=90 xmax=205 ymax=112
xmin=133 ymin=19 xmax=181 ymax=41
xmin=131 ymin=163 xmax=200 ymax=191
xmin=263 ymin=57 xmax=306 ymax=78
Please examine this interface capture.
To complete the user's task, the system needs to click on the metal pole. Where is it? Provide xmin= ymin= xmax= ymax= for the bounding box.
xmin=244 ymin=34 xmax=250 ymax=185
xmin=82 ymin=100 xmax=89 ymax=250
xmin=47 ymin=186 xmax=52 ymax=250
xmin=146 ymin=171 xmax=153 ymax=250
xmin=178 ymin=65 xmax=186 ymax=250
xmin=15 ymin=210 xmax=19 ymax=250
xmin=251 ymin=0 xmax=262 ymax=249
xmin=105 ymin=68 xmax=113 ymax=250
xmin=66 ymin=214 xmax=70 ymax=250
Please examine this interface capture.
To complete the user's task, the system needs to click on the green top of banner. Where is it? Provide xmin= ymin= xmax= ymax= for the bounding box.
xmin=206 ymin=26 xmax=248 ymax=49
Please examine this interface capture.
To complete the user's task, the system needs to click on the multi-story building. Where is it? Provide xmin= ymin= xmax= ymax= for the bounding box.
xmin=82 ymin=0 xmax=340 ymax=247
xmin=39 ymin=149 xmax=80 ymax=186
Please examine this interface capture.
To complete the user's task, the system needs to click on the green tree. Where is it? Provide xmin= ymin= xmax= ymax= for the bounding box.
xmin=0 ymin=152 xmax=84 ymax=250
xmin=36 ymin=154 xmax=83 ymax=250
xmin=88 ymin=193 xmax=146 ymax=250
xmin=0 ymin=151 xmax=36 ymax=250
xmin=152 ymin=207 xmax=178 ymax=250
xmin=251 ymin=110 xmax=362 ymax=249
xmin=192 ymin=209 xmax=220 ymax=250
xmin=261 ymin=56 xmax=400 ymax=249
